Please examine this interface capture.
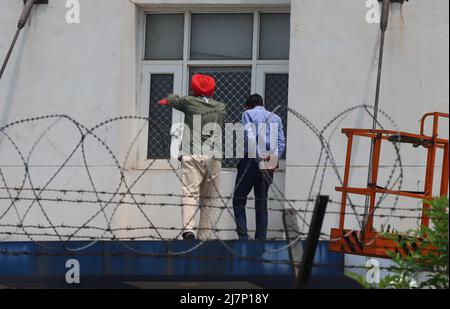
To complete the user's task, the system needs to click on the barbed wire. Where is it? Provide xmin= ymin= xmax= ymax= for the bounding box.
xmin=0 ymin=195 xmax=431 ymax=219
xmin=0 ymin=105 xmax=444 ymax=271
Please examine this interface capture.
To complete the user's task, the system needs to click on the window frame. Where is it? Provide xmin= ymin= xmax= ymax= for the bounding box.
xmin=137 ymin=7 xmax=290 ymax=170
xmin=138 ymin=64 xmax=184 ymax=170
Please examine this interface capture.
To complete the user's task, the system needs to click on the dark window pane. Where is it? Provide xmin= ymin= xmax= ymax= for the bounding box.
xmin=264 ymin=74 xmax=289 ymax=159
xmin=147 ymin=74 xmax=174 ymax=159
xmin=145 ymin=14 xmax=184 ymax=60
xmin=190 ymin=14 xmax=253 ymax=60
xmin=189 ymin=67 xmax=252 ymax=167
xmin=260 ymin=13 xmax=290 ymax=60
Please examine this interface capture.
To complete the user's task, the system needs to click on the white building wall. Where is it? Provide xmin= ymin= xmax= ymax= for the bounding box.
xmin=0 ymin=0 xmax=448 ymax=254
xmin=0 ymin=0 xmax=140 ymax=241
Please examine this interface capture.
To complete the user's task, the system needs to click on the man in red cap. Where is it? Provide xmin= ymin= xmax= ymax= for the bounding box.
xmin=159 ymin=74 xmax=227 ymax=241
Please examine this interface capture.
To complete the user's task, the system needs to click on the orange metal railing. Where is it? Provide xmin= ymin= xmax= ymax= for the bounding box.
xmin=329 ymin=112 xmax=449 ymax=259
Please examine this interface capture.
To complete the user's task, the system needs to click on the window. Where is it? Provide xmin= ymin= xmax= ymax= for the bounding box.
xmin=147 ymin=74 xmax=175 ymax=159
xmin=264 ymin=74 xmax=289 ymax=159
xmin=259 ymin=13 xmax=290 ymax=60
xmin=145 ymin=14 xmax=184 ymax=60
xmin=190 ymin=14 xmax=254 ymax=60
xmin=141 ymin=11 xmax=291 ymax=167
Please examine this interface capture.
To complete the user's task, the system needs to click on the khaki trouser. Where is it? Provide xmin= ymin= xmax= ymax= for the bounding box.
xmin=181 ymin=155 xmax=221 ymax=240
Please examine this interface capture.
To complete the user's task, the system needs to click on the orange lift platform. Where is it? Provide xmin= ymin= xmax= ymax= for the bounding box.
xmin=329 ymin=112 xmax=449 ymax=259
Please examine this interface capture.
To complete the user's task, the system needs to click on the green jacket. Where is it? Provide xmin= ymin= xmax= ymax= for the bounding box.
xmin=167 ymin=94 xmax=227 ymax=158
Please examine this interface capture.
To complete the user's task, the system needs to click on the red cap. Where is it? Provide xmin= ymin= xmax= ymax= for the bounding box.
xmin=191 ymin=74 xmax=216 ymax=97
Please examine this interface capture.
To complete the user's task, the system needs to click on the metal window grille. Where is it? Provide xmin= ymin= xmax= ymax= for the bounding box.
xmin=264 ymin=73 xmax=289 ymax=159
xmin=147 ymin=74 xmax=174 ymax=159
xmin=189 ymin=67 xmax=252 ymax=168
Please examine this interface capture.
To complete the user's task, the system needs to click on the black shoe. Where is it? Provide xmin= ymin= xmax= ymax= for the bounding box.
xmin=182 ymin=232 xmax=196 ymax=240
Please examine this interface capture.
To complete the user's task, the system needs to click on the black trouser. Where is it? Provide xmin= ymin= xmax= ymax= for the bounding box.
xmin=232 ymin=158 xmax=274 ymax=240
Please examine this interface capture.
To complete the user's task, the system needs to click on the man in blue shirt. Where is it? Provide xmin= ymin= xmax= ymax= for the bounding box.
xmin=232 ymin=94 xmax=286 ymax=240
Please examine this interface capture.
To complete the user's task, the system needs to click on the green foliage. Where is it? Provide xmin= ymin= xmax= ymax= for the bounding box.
xmin=347 ymin=197 xmax=449 ymax=289
xmin=345 ymin=272 xmax=373 ymax=289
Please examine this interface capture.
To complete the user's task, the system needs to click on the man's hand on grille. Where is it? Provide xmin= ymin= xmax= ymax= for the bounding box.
xmin=158 ymin=98 xmax=169 ymax=105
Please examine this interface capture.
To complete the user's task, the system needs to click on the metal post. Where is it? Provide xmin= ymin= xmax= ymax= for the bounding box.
xmin=0 ymin=0 xmax=37 ymax=80
xmin=440 ymin=142 xmax=449 ymax=197
xmin=363 ymin=0 xmax=391 ymax=230
xmin=340 ymin=133 xmax=354 ymax=229
xmin=283 ymin=209 xmax=304 ymax=276
xmin=365 ymin=135 xmax=382 ymax=233
xmin=296 ymin=195 xmax=329 ymax=289
xmin=371 ymin=0 xmax=391 ymax=130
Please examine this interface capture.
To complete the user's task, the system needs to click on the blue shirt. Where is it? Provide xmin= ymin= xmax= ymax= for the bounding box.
xmin=242 ymin=106 xmax=286 ymax=159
